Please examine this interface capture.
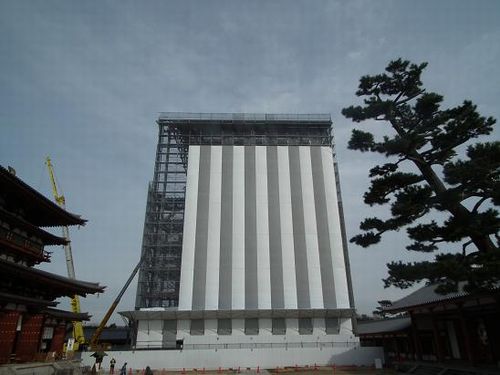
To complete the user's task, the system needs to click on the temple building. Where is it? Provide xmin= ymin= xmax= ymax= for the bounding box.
xmin=358 ymin=283 xmax=500 ymax=366
xmin=121 ymin=113 xmax=359 ymax=367
xmin=0 ymin=166 xmax=104 ymax=364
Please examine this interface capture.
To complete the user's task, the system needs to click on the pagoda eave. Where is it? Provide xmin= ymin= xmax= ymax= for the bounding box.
xmin=0 ymin=207 xmax=68 ymax=246
xmin=42 ymin=308 xmax=91 ymax=321
xmin=0 ymin=258 xmax=105 ymax=297
xmin=0 ymin=291 xmax=58 ymax=308
xmin=0 ymin=166 xmax=87 ymax=227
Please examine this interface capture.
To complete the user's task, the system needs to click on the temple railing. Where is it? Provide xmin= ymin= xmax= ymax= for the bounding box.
xmin=0 ymin=226 xmax=49 ymax=262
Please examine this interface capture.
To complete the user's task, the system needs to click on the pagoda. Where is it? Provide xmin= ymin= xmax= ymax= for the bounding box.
xmin=0 ymin=166 xmax=105 ymax=364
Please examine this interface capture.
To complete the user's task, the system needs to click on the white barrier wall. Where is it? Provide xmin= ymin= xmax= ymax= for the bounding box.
xmin=81 ymin=346 xmax=384 ymax=371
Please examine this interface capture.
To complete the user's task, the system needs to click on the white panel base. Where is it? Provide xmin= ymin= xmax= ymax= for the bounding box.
xmin=81 ymin=346 xmax=383 ymax=371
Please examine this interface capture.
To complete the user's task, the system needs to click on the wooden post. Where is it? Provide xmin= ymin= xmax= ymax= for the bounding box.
xmin=431 ymin=311 xmax=444 ymax=362
xmin=409 ymin=312 xmax=422 ymax=361
xmin=458 ymin=306 xmax=474 ymax=364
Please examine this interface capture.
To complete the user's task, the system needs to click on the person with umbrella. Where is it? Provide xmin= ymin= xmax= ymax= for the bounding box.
xmin=90 ymin=350 xmax=107 ymax=370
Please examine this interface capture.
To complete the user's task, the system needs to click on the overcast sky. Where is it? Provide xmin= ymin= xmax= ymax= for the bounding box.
xmin=1 ymin=1 xmax=499 ymax=325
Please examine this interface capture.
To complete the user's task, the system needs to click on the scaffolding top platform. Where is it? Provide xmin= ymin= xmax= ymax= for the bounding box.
xmin=158 ymin=112 xmax=331 ymax=123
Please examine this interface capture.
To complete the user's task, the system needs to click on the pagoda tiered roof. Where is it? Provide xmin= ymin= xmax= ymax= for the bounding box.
xmin=0 ymin=207 xmax=67 ymax=246
xmin=0 ymin=291 xmax=58 ymax=308
xmin=0 ymin=165 xmax=105 ymax=364
xmin=0 ymin=258 xmax=105 ymax=298
xmin=0 ymin=166 xmax=86 ymax=227
xmin=42 ymin=308 xmax=91 ymax=321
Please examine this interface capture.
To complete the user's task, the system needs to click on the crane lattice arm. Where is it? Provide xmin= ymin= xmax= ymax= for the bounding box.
xmin=45 ymin=157 xmax=85 ymax=347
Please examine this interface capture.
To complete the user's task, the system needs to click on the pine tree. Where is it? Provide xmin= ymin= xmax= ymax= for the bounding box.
xmin=342 ymin=59 xmax=499 ymax=294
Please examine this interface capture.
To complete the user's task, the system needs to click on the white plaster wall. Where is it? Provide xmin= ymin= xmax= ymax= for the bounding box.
xmin=81 ymin=346 xmax=384 ymax=371
xmin=137 ymin=318 xmax=357 ymax=347
xmin=232 ymin=319 xmax=245 ymax=336
xmin=205 ymin=319 xmax=218 ymax=336
xmin=136 ymin=320 xmax=163 ymax=349
xmin=313 ymin=318 xmax=326 ymax=336
xmin=287 ymin=318 xmax=299 ymax=333
xmin=178 ymin=319 xmax=190 ymax=335
xmin=259 ymin=318 xmax=273 ymax=336
xmin=340 ymin=318 xmax=354 ymax=337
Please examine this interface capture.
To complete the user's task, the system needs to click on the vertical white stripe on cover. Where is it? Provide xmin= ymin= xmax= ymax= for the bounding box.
xmin=310 ymin=146 xmax=336 ymax=308
xmin=321 ymin=147 xmax=350 ymax=308
xmin=232 ymin=146 xmax=246 ymax=309
xmin=178 ymin=145 xmax=200 ymax=310
xmin=255 ymin=146 xmax=272 ymax=309
xmin=205 ymin=146 xmax=222 ymax=310
xmin=277 ymin=146 xmax=298 ymax=309
xmin=299 ymin=146 xmax=324 ymax=309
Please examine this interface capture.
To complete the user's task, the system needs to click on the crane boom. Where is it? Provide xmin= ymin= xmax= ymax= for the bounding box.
xmin=89 ymin=257 xmax=143 ymax=349
xmin=45 ymin=157 xmax=85 ymax=348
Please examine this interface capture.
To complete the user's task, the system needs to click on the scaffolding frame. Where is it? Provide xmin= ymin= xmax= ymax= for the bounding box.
xmin=135 ymin=113 xmax=337 ymax=309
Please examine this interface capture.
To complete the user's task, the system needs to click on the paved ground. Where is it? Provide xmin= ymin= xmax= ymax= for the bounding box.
xmin=105 ymin=367 xmax=393 ymax=375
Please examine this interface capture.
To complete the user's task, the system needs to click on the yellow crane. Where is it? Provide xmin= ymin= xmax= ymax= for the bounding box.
xmin=45 ymin=157 xmax=85 ymax=350
xmin=89 ymin=256 xmax=143 ymax=349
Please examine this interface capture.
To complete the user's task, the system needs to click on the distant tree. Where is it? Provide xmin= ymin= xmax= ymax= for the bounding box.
xmin=372 ymin=300 xmax=393 ymax=319
xmin=356 ymin=313 xmax=373 ymax=322
xmin=372 ymin=300 xmax=407 ymax=319
xmin=342 ymin=59 xmax=500 ymax=294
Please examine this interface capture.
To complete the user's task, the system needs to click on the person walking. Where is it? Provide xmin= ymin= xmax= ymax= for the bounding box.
xmin=145 ymin=366 xmax=153 ymax=375
xmin=119 ymin=362 xmax=127 ymax=375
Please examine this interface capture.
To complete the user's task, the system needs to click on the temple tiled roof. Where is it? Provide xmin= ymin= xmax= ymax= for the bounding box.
xmin=383 ymin=283 xmax=469 ymax=312
xmin=383 ymin=282 xmax=500 ymax=313
xmin=357 ymin=317 xmax=411 ymax=335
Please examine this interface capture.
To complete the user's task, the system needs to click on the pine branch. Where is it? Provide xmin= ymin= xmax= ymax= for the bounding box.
xmin=472 ymin=196 xmax=489 ymax=213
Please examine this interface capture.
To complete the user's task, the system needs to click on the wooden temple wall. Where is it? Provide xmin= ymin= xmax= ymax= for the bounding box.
xmin=0 ymin=311 xmax=20 ymax=364
xmin=49 ymin=323 xmax=67 ymax=353
xmin=14 ymin=313 xmax=44 ymax=362
xmin=0 ymin=311 xmax=72 ymax=364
